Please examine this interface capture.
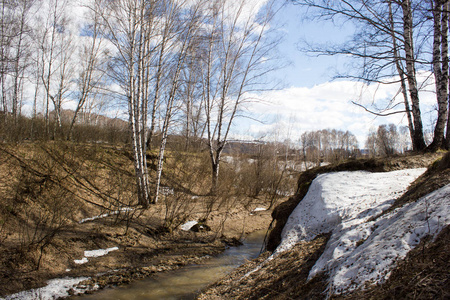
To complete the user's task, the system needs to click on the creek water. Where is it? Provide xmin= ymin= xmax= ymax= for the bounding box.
xmin=79 ymin=230 xmax=266 ymax=300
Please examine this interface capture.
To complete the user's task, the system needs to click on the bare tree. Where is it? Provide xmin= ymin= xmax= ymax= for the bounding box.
xmin=294 ymin=0 xmax=428 ymax=151
xmin=202 ymin=0 xmax=279 ymax=193
xmin=67 ymin=6 xmax=106 ymax=141
xmin=36 ymin=0 xmax=73 ymax=138
xmin=96 ymin=0 xmax=160 ymax=207
xmin=153 ymin=0 xmax=205 ymax=203
xmin=427 ymin=0 xmax=449 ymax=150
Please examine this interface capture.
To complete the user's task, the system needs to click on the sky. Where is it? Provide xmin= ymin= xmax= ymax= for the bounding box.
xmin=21 ymin=0 xmax=437 ymax=149
xmin=231 ymin=1 xmax=437 ymax=148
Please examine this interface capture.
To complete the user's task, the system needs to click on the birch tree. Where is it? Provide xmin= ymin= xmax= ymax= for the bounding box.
xmin=427 ymin=0 xmax=449 ymax=150
xmin=67 ymin=6 xmax=106 ymax=141
xmin=152 ymin=0 xmax=205 ymax=203
xmin=202 ymin=0 xmax=279 ymax=193
xmin=96 ymin=0 xmax=159 ymax=207
xmin=294 ymin=0 xmax=428 ymax=151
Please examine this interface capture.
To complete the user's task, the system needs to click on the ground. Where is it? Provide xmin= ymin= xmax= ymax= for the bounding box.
xmin=0 ymin=142 xmax=276 ymax=298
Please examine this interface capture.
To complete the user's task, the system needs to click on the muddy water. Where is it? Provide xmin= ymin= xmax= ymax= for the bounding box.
xmin=80 ymin=230 xmax=266 ymax=300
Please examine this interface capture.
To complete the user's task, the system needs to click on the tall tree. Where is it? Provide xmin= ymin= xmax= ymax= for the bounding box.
xmin=67 ymin=5 xmax=106 ymax=141
xmin=202 ymin=0 xmax=279 ymax=193
xmin=428 ymin=0 xmax=449 ymax=150
xmin=152 ymin=0 xmax=205 ymax=203
xmin=294 ymin=0 xmax=428 ymax=151
xmin=97 ymin=0 xmax=157 ymax=207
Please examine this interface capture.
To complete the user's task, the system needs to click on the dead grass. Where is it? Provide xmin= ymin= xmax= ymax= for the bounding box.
xmin=0 ymin=142 xmax=276 ymax=297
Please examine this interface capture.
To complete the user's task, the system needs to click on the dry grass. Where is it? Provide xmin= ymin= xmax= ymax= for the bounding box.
xmin=0 ymin=142 xmax=276 ymax=297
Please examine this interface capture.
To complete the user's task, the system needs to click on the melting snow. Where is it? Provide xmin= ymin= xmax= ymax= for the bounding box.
xmin=74 ymin=257 xmax=88 ymax=265
xmin=79 ymin=207 xmax=134 ymax=224
xmin=252 ymin=207 xmax=267 ymax=212
xmin=73 ymin=247 xmax=119 ymax=265
xmin=274 ymin=168 xmax=450 ymax=295
xmin=2 ymin=277 xmax=91 ymax=300
xmin=180 ymin=220 xmax=198 ymax=231
xmin=84 ymin=247 xmax=119 ymax=258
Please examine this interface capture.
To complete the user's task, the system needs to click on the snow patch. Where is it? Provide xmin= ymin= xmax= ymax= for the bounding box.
xmin=73 ymin=247 xmax=119 ymax=265
xmin=3 ymin=277 xmax=92 ymax=300
xmin=252 ymin=207 xmax=267 ymax=212
xmin=79 ymin=207 xmax=134 ymax=224
xmin=74 ymin=257 xmax=88 ymax=265
xmin=180 ymin=220 xmax=198 ymax=231
xmin=84 ymin=247 xmax=119 ymax=258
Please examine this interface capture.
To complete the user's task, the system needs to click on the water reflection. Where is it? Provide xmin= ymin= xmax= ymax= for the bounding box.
xmin=79 ymin=230 xmax=266 ymax=300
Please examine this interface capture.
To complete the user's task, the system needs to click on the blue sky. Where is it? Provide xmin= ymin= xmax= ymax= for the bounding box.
xmin=232 ymin=1 xmax=437 ymax=148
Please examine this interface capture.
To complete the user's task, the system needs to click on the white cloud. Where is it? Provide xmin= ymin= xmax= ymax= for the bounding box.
xmin=237 ymin=73 xmax=437 ymax=148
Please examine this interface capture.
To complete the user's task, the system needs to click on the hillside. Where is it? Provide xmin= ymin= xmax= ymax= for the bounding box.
xmin=0 ymin=142 xmax=276 ymax=298
xmin=197 ymin=152 xmax=450 ymax=299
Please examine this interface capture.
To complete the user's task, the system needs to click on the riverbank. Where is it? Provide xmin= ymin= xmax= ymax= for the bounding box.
xmin=0 ymin=143 xmax=280 ymax=299
xmin=1 ymin=201 xmax=273 ymax=299
xmin=198 ymin=152 xmax=450 ymax=299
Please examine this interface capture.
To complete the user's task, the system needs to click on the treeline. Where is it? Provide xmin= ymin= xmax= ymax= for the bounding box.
xmin=365 ymin=124 xmax=411 ymax=156
xmin=299 ymin=129 xmax=360 ymax=166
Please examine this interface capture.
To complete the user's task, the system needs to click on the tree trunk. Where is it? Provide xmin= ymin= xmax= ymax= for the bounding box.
xmin=389 ymin=1 xmax=415 ymax=145
xmin=401 ymin=0 xmax=427 ymax=151
xmin=429 ymin=0 xmax=449 ymax=151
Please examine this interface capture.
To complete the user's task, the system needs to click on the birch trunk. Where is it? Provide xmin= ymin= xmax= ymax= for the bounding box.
xmin=389 ymin=1 xmax=415 ymax=144
xmin=401 ymin=0 xmax=427 ymax=151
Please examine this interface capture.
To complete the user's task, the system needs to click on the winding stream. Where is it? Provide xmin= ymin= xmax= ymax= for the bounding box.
xmin=79 ymin=230 xmax=266 ymax=300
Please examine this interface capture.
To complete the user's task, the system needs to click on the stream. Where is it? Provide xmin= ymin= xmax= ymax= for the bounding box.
xmin=79 ymin=230 xmax=266 ymax=300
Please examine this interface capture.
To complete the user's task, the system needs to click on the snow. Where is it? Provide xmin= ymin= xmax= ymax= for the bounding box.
xmin=74 ymin=257 xmax=88 ymax=265
xmin=180 ymin=220 xmax=198 ymax=231
xmin=85 ymin=246 xmax=119 ymax=258
xmin=73 ymin=247 xmax=119 ymax=265
xmin=274 ymin=168 xmax=450 ymax=295
xmin=79 ymin=207 xmax=134 ymax=224
xmin=252 ymin=207 xmax=267 ymax=212
xmin=2 ymin=277 xmax=91 ymax=300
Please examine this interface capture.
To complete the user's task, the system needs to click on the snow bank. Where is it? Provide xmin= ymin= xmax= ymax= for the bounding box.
xmin=275 ymin=168 xmax=450 ymax=295
xmin=315 ymin=184 xmax=450 ymax=295
xmin=3 ymin=277 xmax=91 ymax=300
xmin=277 ymin=169 xmax=426 ymax=254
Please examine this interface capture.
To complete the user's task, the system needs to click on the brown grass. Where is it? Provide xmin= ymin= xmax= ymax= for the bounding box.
xmin=0 ymin=142 xmax=276 ymax=297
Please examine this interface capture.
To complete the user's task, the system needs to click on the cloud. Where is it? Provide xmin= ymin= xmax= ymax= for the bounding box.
xmin=235 ymin=73 xmax=437 ymax=148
